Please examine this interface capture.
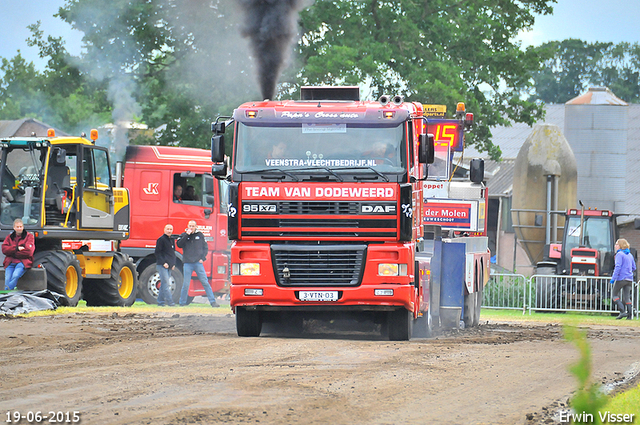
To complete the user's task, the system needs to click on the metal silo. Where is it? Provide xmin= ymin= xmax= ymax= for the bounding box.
xmin=564 ymin=87 xmax=629 ymax=211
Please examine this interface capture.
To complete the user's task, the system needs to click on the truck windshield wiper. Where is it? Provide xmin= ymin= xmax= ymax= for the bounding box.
xmin=286 ymin=167 xmax=344 ymax=182
xmin=239 ymin=168 xmax=300 ymax=182
xmin=337 ymin=167 xmax=389 ymax=182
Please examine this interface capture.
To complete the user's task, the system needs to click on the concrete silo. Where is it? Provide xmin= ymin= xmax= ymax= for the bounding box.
xmin=564 ymin=87 xmax=629 ymax=212
xmin=511 ymin=124 xmax=578 ymax=266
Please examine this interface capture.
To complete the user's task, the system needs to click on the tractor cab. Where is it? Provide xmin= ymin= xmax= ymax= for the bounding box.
xmin=562 ymin=209 xmax=618 ymax=276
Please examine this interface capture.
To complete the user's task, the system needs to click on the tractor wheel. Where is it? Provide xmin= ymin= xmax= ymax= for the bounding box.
xmin=535 ymin=266 xmax=559 ymax=310
xmin=387 ymin=308 xmax=412 ymax=341
xmin=137 ymin=263 xmax=184 ymax=305
xmin=33 ymin=250 xmax=82 ymax=306
xmin=84 ymin=253 xmax=138 ymax=306
xmin=236 ymin=307 xmax=262 ymax=337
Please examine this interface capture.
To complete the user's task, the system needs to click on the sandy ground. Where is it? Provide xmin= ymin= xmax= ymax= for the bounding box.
xmin=1 ymin=308 xmax=639 ymax=425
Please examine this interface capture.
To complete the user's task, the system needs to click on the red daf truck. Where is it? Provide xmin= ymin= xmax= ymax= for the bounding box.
xmin=118 ymin=145 xmax=229 ymax=304
xmin=210 ymin=87 xmax=489 ymax=339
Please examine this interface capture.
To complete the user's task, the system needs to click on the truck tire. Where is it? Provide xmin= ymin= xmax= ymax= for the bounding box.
xmin=236 ymin=307 xmax=262 ymax=337
xmin=33 ymin=250 xmax=82 ymax=307
xmin=388 ymin=308 xmax=412 ymax=341
xmin=473 ymin=282 xmax=484 ymax=327
xmin=84 ymin=253 xmax=138 ymax=306
xmin=137 ymin=263 xmax=184 ymax=305
xmin=463 ymin=292 xmax=476 ymax=328
xmin=412 ymin=308 xmax=434 ymax=338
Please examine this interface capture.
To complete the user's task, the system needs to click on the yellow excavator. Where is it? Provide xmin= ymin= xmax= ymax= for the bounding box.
xmin=0 ymin=129 xmax=137 ymax=306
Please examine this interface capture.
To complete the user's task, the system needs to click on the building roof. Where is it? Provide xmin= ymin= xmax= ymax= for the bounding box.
xmin=466 ymin=100 xmax=640 ymax=217
xmin=0 ymin=118 xmax=68 ymax=138
xmin=566 ymin=86 xmax=628 ymax=106
xmin=465 ymin=104 xmax=566 ymax=160
xmin=485 ymin=160 xmax=515 ymax=197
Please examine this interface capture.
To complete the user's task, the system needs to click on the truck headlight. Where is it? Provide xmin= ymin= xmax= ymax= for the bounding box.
xmin=378 ymin=263 xmax=408 ymax=276
xmin=232 ymin=263 xmax=261 ymax=276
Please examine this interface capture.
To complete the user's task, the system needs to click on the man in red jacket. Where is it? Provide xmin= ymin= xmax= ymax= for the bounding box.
xmin=2 ymin=218 xmax=35 ymax=290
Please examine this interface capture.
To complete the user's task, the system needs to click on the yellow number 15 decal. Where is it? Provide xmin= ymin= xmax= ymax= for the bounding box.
xmin=435 ymin=124 xmax=458 ymax=146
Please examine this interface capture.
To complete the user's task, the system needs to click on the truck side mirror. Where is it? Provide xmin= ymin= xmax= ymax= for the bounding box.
xmin=211 ymin=162 xmax=227 ymax=177
xmin=212 ymin=122 xmax=226 ymax=134
xmin=418 ymin=134 xmax=435 ymax=164
xmin=470 ymin=158 xmax=484 ymax=184
xmin=211 ymin=135 xmax=225 ymax=163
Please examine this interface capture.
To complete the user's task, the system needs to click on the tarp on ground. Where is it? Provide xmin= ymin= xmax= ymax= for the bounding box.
xmin=0 ymin=290 xmax=68 ymax=315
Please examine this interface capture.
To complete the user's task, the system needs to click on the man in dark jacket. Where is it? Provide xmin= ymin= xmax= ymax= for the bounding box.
xmin=2 ymin=218 xmax=35 ymax=290
xmin=155 ymin=224 xmax=177 ymax=306
xmin=177 ymin=220 xmax=218 ymax=307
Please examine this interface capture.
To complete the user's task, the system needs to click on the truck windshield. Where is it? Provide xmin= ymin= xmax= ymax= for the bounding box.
xmin=564 ymin=216 xmax=613 ymax=259
xmin=1 ymin=146 xmax=46 ymax=225
xmin=235 ymin=122 xmax=405 ymax=175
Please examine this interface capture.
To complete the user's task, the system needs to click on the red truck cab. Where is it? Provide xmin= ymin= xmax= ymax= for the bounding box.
xmin=211 ymin=87 xmax=438 ymax=339
xmin=120 ymin=145 xmax=229 ymax=304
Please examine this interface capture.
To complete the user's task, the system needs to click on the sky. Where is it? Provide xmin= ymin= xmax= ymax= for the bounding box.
xmin=0 ymin=0 xmax=639 ymax=70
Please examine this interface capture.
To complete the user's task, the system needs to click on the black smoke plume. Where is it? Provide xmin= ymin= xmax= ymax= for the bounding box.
xmin=239 ymin=0 xmax=308 ymax=100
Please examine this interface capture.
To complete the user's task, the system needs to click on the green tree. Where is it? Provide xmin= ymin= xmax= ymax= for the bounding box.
xmin=0 ymin=22 xmax=110 ymax=133
xmin=4 ymin=0 xmax=561 ymax=159
xmin=57 ymin=0 xmax=259 ymax=150
xmin=531 ymin=39 xmax=640 ymax=104
xmin=0 ymin=53 xmax=44 ymax=120
xmin=295 ymin=0 xmax=555 ymax=159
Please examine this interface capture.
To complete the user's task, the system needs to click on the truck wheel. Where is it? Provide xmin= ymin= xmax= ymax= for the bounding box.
xmin=236 ymin=307 xmax=262 ymax=337
xmin=463 ymin=292 xmax=476 ymax=328
xmin=33 ymin=250 xmax=83 ymax=307
xmin=412 ymin=308 xmax=434 ymax=338
xmin=84 ymin=253 xmax=138 ymax=306
xmin=388 ymin=308 xmax=412 ymax=341
xmin=473 ymin=282 xmax=484 ymax=327
xmin=137 ymin=264 xmax=184 ymax=305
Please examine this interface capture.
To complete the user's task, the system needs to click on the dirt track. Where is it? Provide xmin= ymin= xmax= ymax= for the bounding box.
xmin=1 ymin=310 xmax=639 ymax=425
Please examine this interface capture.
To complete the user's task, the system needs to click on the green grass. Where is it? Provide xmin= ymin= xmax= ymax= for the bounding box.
xmin=480 ymin=308 xmax=640 ymax=327
xmin=601 ymin=384 xmax=640 ymax=424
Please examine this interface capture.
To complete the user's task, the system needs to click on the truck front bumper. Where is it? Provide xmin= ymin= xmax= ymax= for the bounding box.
xmin=230 ymin=284 xmax=416 ymax=312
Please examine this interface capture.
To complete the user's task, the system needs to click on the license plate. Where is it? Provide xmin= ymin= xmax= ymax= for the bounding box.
xmin=298 ymin=291 xmax=338 ymax=302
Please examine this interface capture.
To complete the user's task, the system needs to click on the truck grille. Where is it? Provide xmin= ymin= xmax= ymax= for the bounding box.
xmin=279 ymin=201 xmax=358 ymax=215
xmin=241 ymin=200 xmax=397 ymax=240
xmin=272 ymin=244 xmax=366 ymax=287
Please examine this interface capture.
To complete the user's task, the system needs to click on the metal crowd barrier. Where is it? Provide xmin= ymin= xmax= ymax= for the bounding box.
xmin=484 ymin=274 xmax=638 ymax=319
xmin=483 ymin=273 xmax=529 ymax=310
xmin=529 ymin=275 xmax=638 ymax=318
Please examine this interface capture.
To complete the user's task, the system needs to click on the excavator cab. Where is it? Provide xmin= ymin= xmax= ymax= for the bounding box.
xmin=0 ymin=131 xmax=135 ymax=307
xmin=0 ymin=135 xmax=124 ymax=233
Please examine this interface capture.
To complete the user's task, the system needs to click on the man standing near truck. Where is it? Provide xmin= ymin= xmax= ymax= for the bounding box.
xmin=177 ymin=220 xmax=219 ymax=308
xmin=155 ymin=223 xmax=176 ymax=307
